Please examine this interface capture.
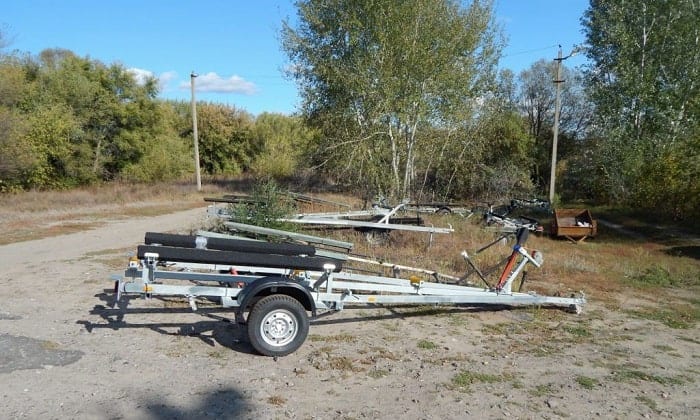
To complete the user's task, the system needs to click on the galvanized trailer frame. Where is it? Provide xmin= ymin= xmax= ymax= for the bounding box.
xmin=113 ymin=229 xmax=585 ymax=357
xmin=209 ymin=200 xmax=454 ymax=240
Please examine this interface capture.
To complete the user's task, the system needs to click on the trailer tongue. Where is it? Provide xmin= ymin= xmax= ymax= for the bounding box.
xmin=113 ymin=228 xmax=585 ymax=357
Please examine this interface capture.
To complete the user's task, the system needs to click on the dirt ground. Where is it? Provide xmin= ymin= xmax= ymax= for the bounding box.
xmin=1 ymin=204 xmax=698 ymax=419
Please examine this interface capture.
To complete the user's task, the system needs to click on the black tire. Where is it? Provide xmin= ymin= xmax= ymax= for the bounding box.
xmin=247 ymin=294 xmax=309 ymax=357
xmin=436 ymin=207 xmax=451 ymax=215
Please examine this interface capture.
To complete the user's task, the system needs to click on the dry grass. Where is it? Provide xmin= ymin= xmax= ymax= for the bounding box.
xmin=0 ymin=181 xmax=231 ymax=245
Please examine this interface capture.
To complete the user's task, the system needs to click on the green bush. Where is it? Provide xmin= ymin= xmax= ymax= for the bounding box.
xmin=229 ymin=179 xmax=298 ymax=231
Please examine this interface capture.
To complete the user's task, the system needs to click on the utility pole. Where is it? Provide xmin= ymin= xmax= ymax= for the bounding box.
xmin=191 ymin=71 xmax=201 ymax=191
xmin=549 ymin=46 xmax=564 ymax=205
xmin=549 ymin=44 xmax=581 ymax=205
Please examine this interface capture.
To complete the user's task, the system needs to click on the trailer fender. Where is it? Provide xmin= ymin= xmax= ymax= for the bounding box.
xmin=236 ymin=276 xmax=316 ymax=322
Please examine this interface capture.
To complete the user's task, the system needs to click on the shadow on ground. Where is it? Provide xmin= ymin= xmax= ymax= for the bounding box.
xmin=140 ymin=387 xmax=252 ymax=419
xmin=77 ymin=291 xmax=256 ymax=355
xmin=665 ymin=245 xmax=700 ymax=260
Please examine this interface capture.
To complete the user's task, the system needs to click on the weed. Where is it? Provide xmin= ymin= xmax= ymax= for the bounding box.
xmin=417 ymin=339 xmax=438 ymax=350
xmin=382 ymin=322 xmax=400 ymax=332
xmin=368 ymin=369 xmax=389 ymax=379
xmin=369 ymin=346 xmax=398 ymax=360
xmin=207 ymin=350 xmax=224 ymax=359
xmin=563 ymin=325 xmax=592 ymax=338
xmin=611 ymin=366 xmax=686 ymax=385
xmin=267 ymin=395 xmax=287 ymax=406
xmin=635 ymin=395 xmax=658 ymax=412
xmin=529 ymin=383 xmax=556 ymax=397
xmin=308 ymin=333 xmax=357 ymax=343
xmin=575 ymin=375 xmax=598 ymax=390
xmin=449 ymin=370 xmax=505 ymax=391
xmin=328 ymin=356 xmax=362 ymax=372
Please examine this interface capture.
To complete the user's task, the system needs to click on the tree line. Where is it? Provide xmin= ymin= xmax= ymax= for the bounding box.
xmin=0 ymin=48 xmax=313 ymax=192
xmin=1 ymin=0 xmax=698 ymax=221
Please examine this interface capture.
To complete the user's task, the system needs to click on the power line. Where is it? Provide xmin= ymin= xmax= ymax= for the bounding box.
xmin=502 ymin=44 xmax=559 ymax=58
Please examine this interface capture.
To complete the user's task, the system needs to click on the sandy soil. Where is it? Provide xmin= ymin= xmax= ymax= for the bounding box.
xmin=1 ymin=205 xmax=698 ymax=419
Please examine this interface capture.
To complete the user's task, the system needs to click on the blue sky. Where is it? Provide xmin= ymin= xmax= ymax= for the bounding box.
xmin=2 ymin=0 xmax=589 ymax=116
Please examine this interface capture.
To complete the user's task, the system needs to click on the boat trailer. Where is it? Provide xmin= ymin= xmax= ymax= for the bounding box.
xmin=112 ymin=229 xmax=585 ymax=357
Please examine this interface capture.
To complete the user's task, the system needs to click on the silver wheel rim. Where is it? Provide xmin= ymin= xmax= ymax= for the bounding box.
xmin=260 ymin=309 xmax=297 ymax=347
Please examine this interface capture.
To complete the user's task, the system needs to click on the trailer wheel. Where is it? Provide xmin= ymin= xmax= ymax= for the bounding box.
xmin=436 ymin=207 xmax=451 ymax=215
xmin=247 ymin=294 xmax=309 ymax=357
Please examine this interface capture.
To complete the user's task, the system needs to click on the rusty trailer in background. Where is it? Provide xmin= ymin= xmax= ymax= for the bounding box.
xmin=552 ymin=208 xmax=597 ymax=243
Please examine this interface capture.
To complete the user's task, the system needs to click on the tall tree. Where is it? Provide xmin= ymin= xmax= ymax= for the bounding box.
xmin=31 ymin=49 xmax=161 ymax=182
xmin=583 ymin=0 xmax=700 ymax=217
xmin=283 ymin=0 xmax=503 ymax=199
xmin=0 ymin=48 xmax=177 ymax=189
xmin=250 ymin=113 xmax=317 ymax=179
xmin=194 ymin=103 xmax=254 ymax=175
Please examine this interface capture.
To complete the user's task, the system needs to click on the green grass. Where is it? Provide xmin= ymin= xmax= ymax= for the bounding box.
xmin=624 ymin=265 xmax=697 ymax=288
xmin=450 ymin=370 xmax=507 ymax=391
xmin=611 ymin=366 xmax=686 ymax=385
xmin=417 ymin=339 xmax=438 ymax=350
xmin=575 ymin=375 xmax=598 ymax=390
xmin=626 ymin=304 xmax=700 ymax=329
xmin=563 ymin=324 xmax=592 ymax=338
xmin=529 ymin=383 xmax=556 ymax=397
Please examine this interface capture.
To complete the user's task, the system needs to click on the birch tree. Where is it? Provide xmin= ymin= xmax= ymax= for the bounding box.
xmin=583 ymin=0 xmax=700 ymax=216
xmin=283 ymin=0 xmax=502 ymax=199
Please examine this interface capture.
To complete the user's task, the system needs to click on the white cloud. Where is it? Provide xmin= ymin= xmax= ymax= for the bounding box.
xmin=159 ymin=71 xmax=177 ymax=84
xmin=127 ymin=68 xmax=177 ymax=94
xmin=127 ymin=69 xmax=258 ymax=97
xmin=127 ymin=67 xmax=155 ymax=85
xmin=180 ymin=72 xmax=258 ymax=95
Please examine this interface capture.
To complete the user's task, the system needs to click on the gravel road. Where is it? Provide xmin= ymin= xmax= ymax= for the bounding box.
xmin=1 ymin=205 xmax=698 ymax=419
